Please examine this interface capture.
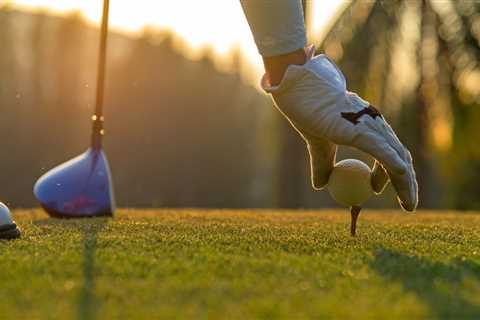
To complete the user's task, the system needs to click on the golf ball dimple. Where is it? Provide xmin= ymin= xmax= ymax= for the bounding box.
xmin=327 ymin=159 xmax=373 ymax=206
xmin=0 ymin=202 xmax=13 ymax=226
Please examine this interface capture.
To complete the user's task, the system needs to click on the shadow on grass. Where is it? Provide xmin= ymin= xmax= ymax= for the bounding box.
xmin=34 ymin=218 xmax=108 ymax=320
xmin=77 ymin=219 xmax=107 ymax=320
xmin=370 ymin=247 xmax=480 ymax=319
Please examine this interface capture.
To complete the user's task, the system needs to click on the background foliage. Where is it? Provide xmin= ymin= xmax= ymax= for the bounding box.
xmin=1 ymin=1 xmax=479 ymax=209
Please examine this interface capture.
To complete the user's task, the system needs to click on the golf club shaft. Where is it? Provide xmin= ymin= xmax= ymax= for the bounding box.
xmin=92 ymin=0 xmax=110 ymax=149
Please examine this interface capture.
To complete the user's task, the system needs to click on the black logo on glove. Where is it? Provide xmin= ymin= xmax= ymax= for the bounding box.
xmin=341 ymin=105 xmax=382 ymax=125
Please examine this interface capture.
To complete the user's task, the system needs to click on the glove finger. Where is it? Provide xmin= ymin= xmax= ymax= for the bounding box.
xmin=389 ymin=150 xmax=418 ymax=211
xmin=306 ymin=135 xmax=337 ymax=190
xmin=371 ymin=160 xmax=390 ymax=194
xmin=367 ymin=119 xmax=418 ymax=211
xmin=354 ymin=130 xmax=417 ymax=210
xmin=353 ymin=131 xmax=406 ymax=175
xmin=364 ymin=117 xmax=410 ymax=163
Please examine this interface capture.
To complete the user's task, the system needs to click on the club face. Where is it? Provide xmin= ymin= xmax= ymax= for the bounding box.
xmin=34 ymin=148 xmax=115 ymax=218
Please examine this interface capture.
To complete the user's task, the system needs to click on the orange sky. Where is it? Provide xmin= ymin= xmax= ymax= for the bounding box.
xmin=6 ymin=0 xmax=345 ymax=83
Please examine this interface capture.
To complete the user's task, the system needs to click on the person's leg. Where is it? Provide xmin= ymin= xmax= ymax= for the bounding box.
xmin=240 ymin=0 xmax=307 ymax=86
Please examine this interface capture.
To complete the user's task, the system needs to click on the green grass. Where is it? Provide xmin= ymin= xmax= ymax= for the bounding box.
xmin=1 ymin=209 xmax=480 ymax=319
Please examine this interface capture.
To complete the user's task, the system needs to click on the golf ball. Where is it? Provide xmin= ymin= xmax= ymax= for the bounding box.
xmin=327 ymin=159 xmax=373 ymax=206
xmin=0 ymin=202 xmax=13 ymax=226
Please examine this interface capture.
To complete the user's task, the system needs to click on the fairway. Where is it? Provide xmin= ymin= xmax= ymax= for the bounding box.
xmin=1 ymin=210 xmax=480 ymax=319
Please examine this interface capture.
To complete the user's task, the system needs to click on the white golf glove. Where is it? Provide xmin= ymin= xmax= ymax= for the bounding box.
xmin=262 ymin=45 xmax=418 ymax=211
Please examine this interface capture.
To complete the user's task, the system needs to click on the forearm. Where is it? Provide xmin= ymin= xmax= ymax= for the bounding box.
xmin=262 ymin=49 xmax=306 ymax=86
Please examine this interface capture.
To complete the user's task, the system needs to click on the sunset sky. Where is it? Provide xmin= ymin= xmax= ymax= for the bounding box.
xmin=6 ymin=0 xmax=345 ymax=81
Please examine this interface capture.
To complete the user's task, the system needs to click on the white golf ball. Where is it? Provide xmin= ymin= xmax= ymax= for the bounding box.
xmin=327 ymin=159 xmax=373 ymax=206
xmin=0 ymin=202 xmax=13 ymax=226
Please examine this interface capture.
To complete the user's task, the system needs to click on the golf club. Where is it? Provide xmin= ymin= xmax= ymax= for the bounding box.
xmin=34 ymin=0 xmax=115 ymax=218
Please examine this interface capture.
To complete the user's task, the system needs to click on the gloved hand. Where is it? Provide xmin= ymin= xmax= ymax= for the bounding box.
xmin=262 ymin=46 xmax=418 ymax=211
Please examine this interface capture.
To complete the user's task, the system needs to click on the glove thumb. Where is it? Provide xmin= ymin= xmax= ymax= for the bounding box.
xmin=306 ymin=135 xmax=337 ymax=190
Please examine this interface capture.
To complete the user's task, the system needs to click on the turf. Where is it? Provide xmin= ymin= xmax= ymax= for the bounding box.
xmin=1 ymin=209 xmax=480 ymax=319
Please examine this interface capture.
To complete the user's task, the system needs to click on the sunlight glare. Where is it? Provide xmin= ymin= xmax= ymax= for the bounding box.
xmin=8 ymin=0 xmax=345 ymax=83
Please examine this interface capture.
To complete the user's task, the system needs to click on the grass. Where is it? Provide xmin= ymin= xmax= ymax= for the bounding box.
xmin=1 ymin=209 xmax=480 ymax=319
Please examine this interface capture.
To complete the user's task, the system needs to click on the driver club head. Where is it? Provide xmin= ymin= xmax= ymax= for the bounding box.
xmin=34 ymin=148 xmax=115 ymax=218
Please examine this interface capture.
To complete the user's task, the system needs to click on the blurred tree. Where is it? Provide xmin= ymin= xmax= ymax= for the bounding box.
xmin=0 ymin=5 xmax=17 ymax=203
xmin=53 ymin=12 xmax=90 ymax=150
xmin=2 ymin=3 xmax=480 ymax=210
xmin=319 ymin=0 xmax=480 ymax=209
xmin=0 ymin=5 xmax=15 ymax=113
xmin=98 ymin=29 xmax=263 ymax=207
xmin=0 ymin=9 xmax=271 ymax=208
